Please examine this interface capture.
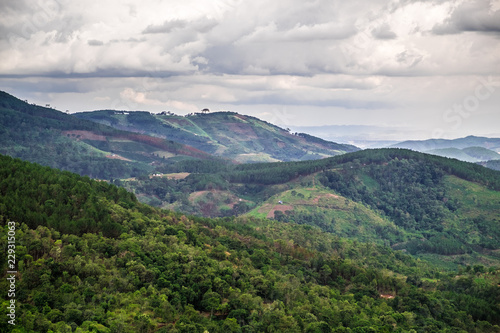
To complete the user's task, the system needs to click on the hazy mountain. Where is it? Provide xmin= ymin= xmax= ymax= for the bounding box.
xmin=390 ymin=136 xmax=500 ymax=167
xmin=75 ymin=110 xmax=359 ymax=163
xmin=391 ymin=135 xmax=500 ymax=152
xmin=289 ymin=124 xmax=405 ymax=148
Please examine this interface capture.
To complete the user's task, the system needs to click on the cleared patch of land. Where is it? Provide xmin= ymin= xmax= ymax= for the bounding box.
xmin=165 ymin=172 xmax=190 ymax=180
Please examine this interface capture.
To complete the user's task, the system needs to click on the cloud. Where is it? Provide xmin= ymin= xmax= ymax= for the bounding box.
xmin=1 ymin=0 xmax=499 ymax=140
xmin=143 ymin=19 xmax=188 ymax=34
xmin=87 ymin=39 xmax=103 ymax=46
xmin=432 ymin=0 xmax=500 ymax=34
xmin=371 ymin=23 xmax=397 ymax=40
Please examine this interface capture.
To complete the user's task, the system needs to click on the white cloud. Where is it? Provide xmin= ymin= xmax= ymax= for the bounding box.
xmin=0 ymin=0 xmax=499 ymax=140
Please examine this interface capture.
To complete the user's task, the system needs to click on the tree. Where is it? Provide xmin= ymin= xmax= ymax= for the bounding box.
xmin=201 ymin=291 xmax=221 ymax=318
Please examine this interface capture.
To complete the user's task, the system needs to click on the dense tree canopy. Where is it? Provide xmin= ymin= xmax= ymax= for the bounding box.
xmin=0 ymin=155 xmax=499 ymax=332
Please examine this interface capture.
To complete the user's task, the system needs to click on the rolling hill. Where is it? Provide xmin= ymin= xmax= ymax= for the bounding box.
xmin=0 ymin=91 xmax=214 ymax=180
xmin=1 ymin=154 xmax=500 ymax=332
xmin=75 ymin=110 xmax=359 ymax=162
xmin=122 ymin=149 xmax=500 ymax=268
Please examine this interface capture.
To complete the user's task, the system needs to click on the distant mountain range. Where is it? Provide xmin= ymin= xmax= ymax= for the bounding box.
xmin=390 ymin=136 xmax=500 ymax=169
xmin=391 ymin=136 xmax=500 ymax=152
xmin=75 ymin=110 xmax=359 ymax=163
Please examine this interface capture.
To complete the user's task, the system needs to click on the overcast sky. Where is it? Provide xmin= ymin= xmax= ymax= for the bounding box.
xmin=1 ymin=0 xmax=499 ymax=141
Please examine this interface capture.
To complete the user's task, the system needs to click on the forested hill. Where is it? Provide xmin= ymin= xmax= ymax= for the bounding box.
xmin=0 ymin=91 xmax=214 ymax=180
xmin=1 ymin=154 xmax=500 ymax=332
xmin=123 ymin=148 xmax=500 ymax=266
xmin=75 ymin=110 xmax=359 ymax=162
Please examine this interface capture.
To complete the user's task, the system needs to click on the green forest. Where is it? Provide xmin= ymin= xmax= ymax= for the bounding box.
xmin=119 ymin=149 xmax=500 ymax=265
xmin=1 ymin=155 xmax=500 ymax=332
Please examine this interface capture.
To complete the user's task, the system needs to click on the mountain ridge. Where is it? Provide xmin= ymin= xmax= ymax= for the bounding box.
xmin=75 ymin=109 xmax=360 ymax=163
xmin=0 ymin=90 xmax=218 ymax=179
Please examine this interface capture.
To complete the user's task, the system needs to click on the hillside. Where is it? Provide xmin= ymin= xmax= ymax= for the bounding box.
xmin=1 ymin=154 xmax=500 ymax=332
xmin=0 ymin=91 xmax=213 ymax=180
xmin=122 ymin=149 xmax=500 ymax=267
xmin=75 ymin=110 xmax=359 ymax=162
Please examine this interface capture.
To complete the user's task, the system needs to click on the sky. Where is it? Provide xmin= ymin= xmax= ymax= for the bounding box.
xmin=0 ymin=0 xmax=499 ymax=142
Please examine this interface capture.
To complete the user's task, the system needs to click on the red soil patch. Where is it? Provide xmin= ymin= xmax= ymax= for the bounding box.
xmin=63 ymin=130 xmax=107 ymax=141
xmin=311 ymin=193 xmax=340 ymax=204
xmin=266 ymin=204 xmax=293 ymax=219
xmin=121 ymin=133 xmax=209 ymax=159
xmin=258 ymin=204 xmax=273 ymax=214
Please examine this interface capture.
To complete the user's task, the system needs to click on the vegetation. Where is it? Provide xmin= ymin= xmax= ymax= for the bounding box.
xmin=1 ymin=155 xmax=500 ymax=332
xmin=118 ymin=149 xmax=500 ymax=267
xmin=391 ymin=136 xmax=500 ymax=167
xmin=75 ymin=110 xmax=359 ymax=162
xmin=0 ymin=91 xmax=213 ymax=181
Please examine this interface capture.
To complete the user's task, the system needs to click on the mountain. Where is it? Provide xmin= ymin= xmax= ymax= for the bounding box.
xmin=0 ymin=91 xmax=214 ymax=180
xmin=289 ymin=124 xmax=404 ymax=148
xmin=75 ymin=110 xmax=359 ymax=162
xmin=1 ymin=154 xmax=499 ymax=332
xmin=463 ymin=146 xmax=500 ymax=161
xmin=390 ymin=136 xmax=500 ymax=168
xmin=391 ymin=135 xmax=500 ymax=152
xmin=122 ymin=148 xmax=500 ymax=268
xmin=480 ymin=160 xmax=500 ymax=171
